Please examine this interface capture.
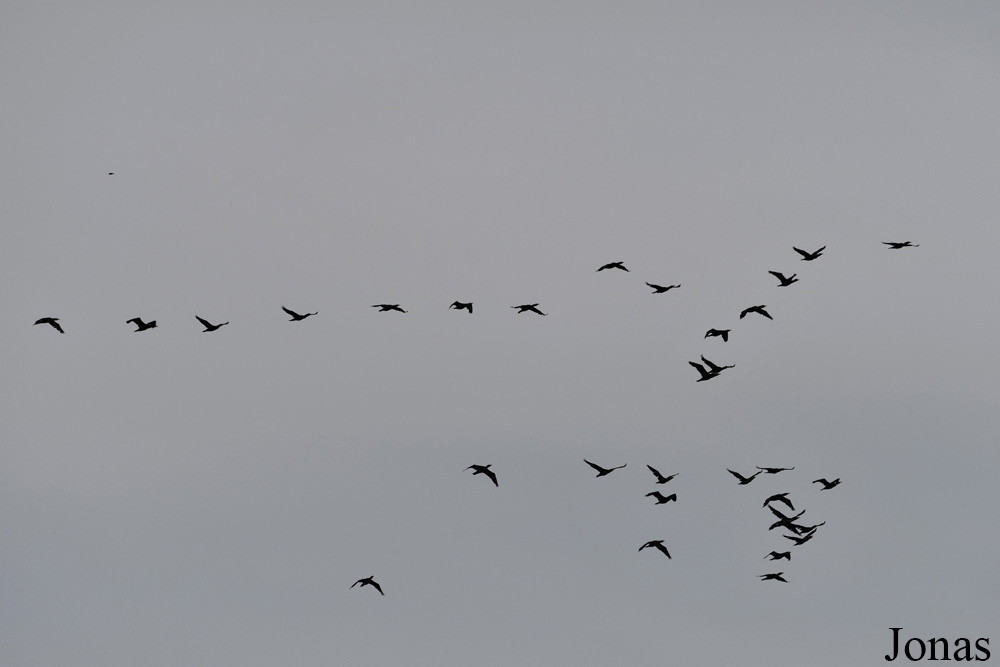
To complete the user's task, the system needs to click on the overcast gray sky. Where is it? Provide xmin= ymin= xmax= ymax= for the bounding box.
xmin=4 ymin=2 xmax=1000 ymax=665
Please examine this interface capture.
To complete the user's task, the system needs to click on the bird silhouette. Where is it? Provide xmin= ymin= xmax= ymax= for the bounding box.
xmin=34 ymin=317 xmax=64 ymax=333
xmin=195 ymin=316 xmax=228 ymax=332
xmin=450 ymin=301 xmax=473 ymax=313
xmin=282 ymin=306 xmax=317 ymax=321
xmin=645 ymin=491 xmax=677 ymax=505
xmin=597 ymin=261 xmax=628 ymax=272
xmin=784 ymin=532 xmax=814 ymax=546
xmin=727 ymin=468 xmax=762 ymax=485
xmin=768 ymin=506 xmax=806 ymax=531
xmin=740 ymin=305 xmax=772 ymax=320
xmin=126 ymin=317 xmax=157 ymax=331
xmin=789 ymin=521 xmax=826 ymax=535
xmin=584 ymin=459 xmax=626 ymax=477
xmin=765 ymin=551 xmax=792 ymax=561
xmin=465 ymin=464 xmax=498 ymax=487
xmin=512 ymin=304 xmax=546 ymax=316
xmin=372 ymin=304 xmax=407 ymax=313
xmin=883 ymin=241 xmax=919 ymax=249
xmin=351 ymin=576 xmax=384 ymax=595
xmin=704 ymin=328 xmax=730 ymax=342
xmin=639 ymin=540 xmax=671 ymax=558
xmin=768 ymin=271 xmax=798 ymax=287
xmin=759 ymin=572 xmax=789 ymax=583
xmin=757 ymin=466 xmax=794 ymax=475
xmin=646 ymin=465 xmax=678 ymax=484
xmin=813 ymin=478 xmax=841 ymax=490
xmin=700 ymin=355 xmax=734 ymax=375
xmin=762 ymin=493 xmax=795 ymax=511
xmin=646 ymin=282 xmax=680 ymax=293
xmin=793 ymin=246 xmax=825 ymax=261
xmin=689 ymin=361 xmax=719 ymax=382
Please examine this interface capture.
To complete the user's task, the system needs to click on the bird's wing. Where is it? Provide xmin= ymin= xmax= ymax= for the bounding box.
xmin=656 ymin=543 xmax=671 ymax=558
xmin=282 ymin=306 xmax=301 ymax=317
xmin=583 ymin=459 xmax=605 ymax=473
xmin=195 ymin=316 xmax=211 ymax=328
xmin=484 ymin=469 xmax=499 ymax=487
xmin=372 ymin=581 xmax=384 ymax=595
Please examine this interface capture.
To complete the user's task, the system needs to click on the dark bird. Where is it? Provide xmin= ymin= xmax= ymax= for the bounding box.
xmin=740 ymin=305 xmax=772 ymax=320
xmin=768 ymin=506 xmax=806 ymax=531
xmin=762 ymin=493 xmax=795 ymax=511
xmin=793 ymin=246 xmax=825 ymax=261
xmin=126 ymin=317 xmax=157 ymax=331
xmin=638 ymin=540 xmax=671 ymax=558
xmin=757 ymin=466 xmax=794 ymax=475
xmin=351 ymin=576 xmax=384 ymax=595
xmin=465 ymin=464 xmax=498 ymax=487
xmin=705 ymin=328 xmax=730 ymax=342
xmin=700 ymin=355 xmax=734 ymax=375
xmin=282 ymin=306 xmax=317 ymax=321
xmin=584 ymin=459 xmax=626 ymax=477
xmin=813 ymin=478 xmax=841 ymax=490
xmin=768 ymin=271 xmax=798 ymax=287
xmin=372 ymin=304 xmax=407 ymax=313
xmin=784 ymin=532 xmax=814 ymax=546
xmin=646 ymin=282 xmax=680 ymax=293
xmin=646 ymin=465 xmax=678 ymax=485
xmin=727 ymin=468 xmax=762 ymax=485
xmin=597 ymin=261 xmax=629 ymax=272
xmin=765 ymin=551 xmax=792 ymax=561
xmin=645 ymin=491 xmax=677 ymax=505
xmin=883 ymin=241 xmax=919 ymax=249
xmin=689 ymin=361 xmax=719 ymax=383
xmin=108 ymin=172 xmax=114 ymax=175
xmin=34 ymin=317 xmax=64 ymax=333
xmin=450 ymin=301 xmax=473 ymax=314
xmin=789 ymin=521 xmax=826 ymax=535
xmin=512 ymin=304 xmax=547 ymax=316
xmin=759 ymin=572 xmax=788 ymax=583
xmin=195 ymin=316 xmax=228 ymax=332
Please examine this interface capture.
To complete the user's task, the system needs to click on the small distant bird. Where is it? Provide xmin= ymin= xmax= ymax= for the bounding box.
xmin=793 ymin=246 xmax=825 ymax=261
xmin=768 ymin=271 xmax=798 ymax=287
xmin=689 ymin=361 xmax=719 ymax=383
xmin=789 ymin=521 xmax=826 ymax=535
xmin=465 ymin=464 xmax=498 ymax=487
xmin=727 ymin=468 xmax=762 ymax=485
xmin=512 ymin=304 xmax=546 ymax=316
xmin=645 ymin=491 xmax=677 ymax=505
xmin=584 ymin=459 xmax=626 ymax=477
xmin=646 ymin=282 xmax=680 ymax=293
xmin=740 ymin=305 xmax=772 ymax=320
xmin=195 ymin=316 xmax=228 ymax=332
xmin=108 ymin=172 xmax=114 ymax=175
xmin=126 ymin=317 xmax=157 ymax=331
xmin=768 ymin=506 xmax=806 ymax=531
xmin=784 ymin=532 xmax=814 ymax=546
xmin=759 ymin=572 xmax=788 ymax=583
xmin=762 ymin=493 xmax=795 ymax=511
xmin=597 ymin=261 xmax=628 ymax=272
xmin=34 ymin=317 xmax=64 ymax=333
xmin=450 ymin=301 xmax=473 ymax=313
xmin=757 ymin=466 xmax=794 ymax=475
xmin=646 ymin=465 xmax=678 ymax=484
xmin=813 ymin=478 xmax=841 ymax=490
xmin=765 ymin=551 xmax=791 ymax=561
xmin=282 ymin=306 xmax=317 ymax=321
xmin=639 ymin=540 xmax=671 ymax=558
xmin=705 ymin=328 xmax=730 ymax=342
xmin=883 ymin=241 xmax=919 ymax=249
xmin=372 ymin=304 xmax=407 ymax=313
xmin=700 ymin=355 xmax=734 ymax=375
xmin=351 ymin=576 xmax=384 ymax=595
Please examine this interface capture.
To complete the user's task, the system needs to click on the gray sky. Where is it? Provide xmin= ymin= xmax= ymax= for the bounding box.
xmin=4 ymin=2 xmax=1000 ymax=665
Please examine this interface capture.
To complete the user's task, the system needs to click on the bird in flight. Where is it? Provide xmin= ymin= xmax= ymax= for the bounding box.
xmin=768 ymin=506 xmax=806 ymax=532
xmin=757 ymin=466 xmax=794 ymax=475
xmin=351 ymin=576 xmax=384 ymax=595
xmin=372 ymin=304 xmax=407 ymax=313
xmin=465 ymin=464 xmax=498 ymax=487
xmin=645 ymin=491 xmax=677 ymax=505
xmin=765 ymin=551 xmax=792 ymax=561
xmin=740 ymin=305 xmax=772 ymax=320
xmin=768 ymin=271 xmax=798 ymax=287
xmin=700 ymin=355 xmax=734 ymax=375
xmin=126 ymin=317 xmax=157 ymax=331
xmin=584 ymin=459 xmax=626 ymax=477
xmin=689 ymin=361 xmax=720 ymax=383
xmin=762 ymin=493 xmax=795 ymax=511
xmin=727 ymin=468 xmax=762 ymax=485
xmin=597 ymin=261 xmax=628 ymax=272
xmin=883 ymin=241 xmax=919 ymax=249
xmin=646 ymin=465 xmax=678 ymax=484
xmin=512 ymin=304 xmax=546 ymax=316
xmin=759 ymin=572 xmax=789 ymax=583
xmin=813 ymin=478 xmax=841 ymax=490
xmin=646 ymin=282 xmax=680 ymax=293
xmin=34 ymin=317 xmax=64 ymax=333
xmin=783 ymin=532 xmax=814 ymax=546
xmin=639 ymin=540 xmax=672 ymax=558
xmin=793 ymin=246 xmax=825 ymax=261
xmin=282 ymin=306 xmax=317 ymax=321
xmin=450 ymin=301 xmax=473 ymax=313
xmin=195 ymin=316 xmax=228 ymax=332
xmin=705 ymin=328 xmax=730 ymax=342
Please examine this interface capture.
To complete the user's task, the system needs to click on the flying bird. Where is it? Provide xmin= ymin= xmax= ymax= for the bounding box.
xmin=195 ymin=316 xmax=228 ymax=332
xmin=646 ymin=465 xmax=678 ymax=484
xmin=512 ymin=304 xmax=547 ymax=316
xmin=757 ymin=466 xmax=794 ymax=475
xmin=765 ymin=551 xmax=792 ymax=561
xmin=450 ymin=301 xmax=473 ymax=313
xmin=584 ymin=459 xmax=626 ymax=477
xmin=705 ymin=328 xmax=730 ymax=342
xmin=638 ymin=540 xmax=671 ymax=558
xmin=645 ymin=491 xmax=677 ymax=505
xmin=282 ymin=306 xmax=317 ymax=321
xmin=768 ymin=506 xmax=806 ymax=531
xmin=689 ymin=361 xmax=719 ymax=383
xmin=727 ymin=468 xmax=762 ymax=485
xmin=784 ymin=532 xmax=814 ymax=546
xmin=793 ymin=246 xmax=825 ymax=261
xmin=813 ymin=478 xmax=841 ymax=490
xmin=740 ymin=305 xmax=772 ymax=320
xmin=700 ymin=355 xmax=734 ymax=375
xmin=351 ymin=576 xmax=384 ymax=595
xmin=762 ymin=493 xmax=795 ymax=511
xmin=646 ymin=282 xmax=680 ymax=293
xmin=465 ymin=464 xmax=498 ymax=487
xmin=759 ymin=572 xmax=788 ymax=583
xmin=126 ymin=317 xmax=157 ymax=331
xmin=883 ymin=241 xmax=919 ymax=249
xmin=597 ymin=261 xmax=629 ymax=272
xmin=768 ymin=271 xmax=798 ymax=287
xmin=34 ymin=317 xmax=64 ymax=333
xmin=372 ymin=304 xmax=407 ymax=313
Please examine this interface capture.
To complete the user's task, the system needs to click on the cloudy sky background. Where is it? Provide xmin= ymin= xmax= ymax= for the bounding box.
xmin=4 ymin=2 xmax=1000 ymax=665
